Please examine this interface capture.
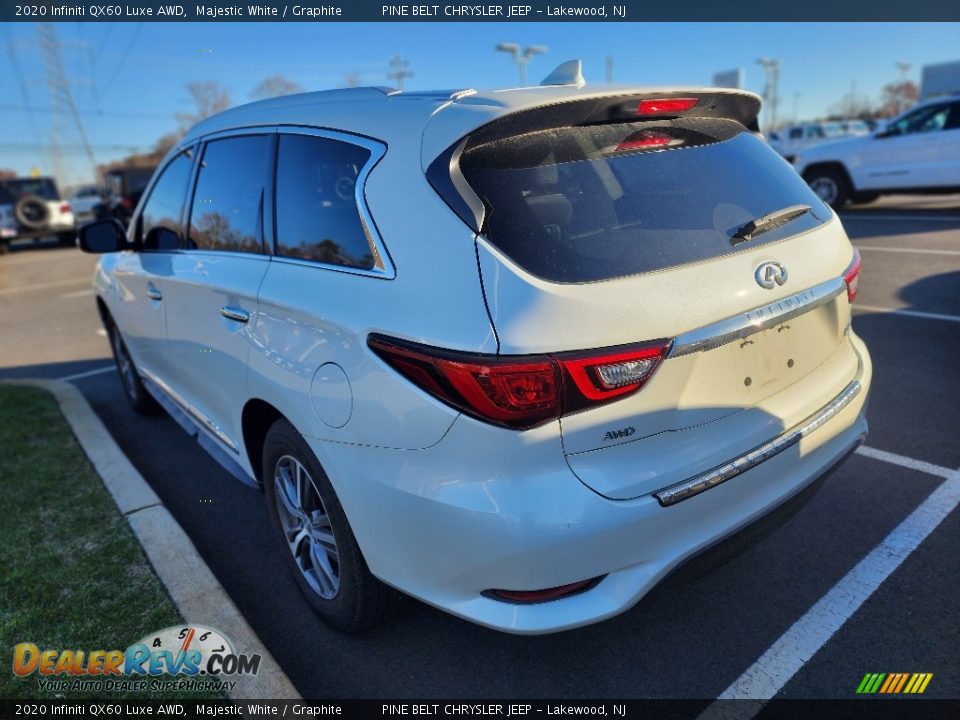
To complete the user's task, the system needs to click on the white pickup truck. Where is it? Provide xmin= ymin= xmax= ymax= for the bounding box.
xmin=793 ymin=95 xmax=960 ymax=208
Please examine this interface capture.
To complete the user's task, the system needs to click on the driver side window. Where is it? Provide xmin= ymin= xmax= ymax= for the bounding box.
xmin=138 ymin=149 xmax=195 ymax=250
xmin=887 ymin=105 xmax=950 ymax=136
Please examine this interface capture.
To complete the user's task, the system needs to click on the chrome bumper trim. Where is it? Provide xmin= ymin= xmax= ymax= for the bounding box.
xmin=653 ymin=379 xmax=862 ymax=507
xmin=669 ymin=277 xmax=846 ymax=358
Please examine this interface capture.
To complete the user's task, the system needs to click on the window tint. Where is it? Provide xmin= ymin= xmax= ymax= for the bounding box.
xmin=0 ymin=178 xmax=59 ymax=200
xmin=275 ymin=134 xmax=374 ymax=270
xmin=888 ymin=104 xmax=951 ymax=135
xmin=459 ymin=121 xmax=829 ymax=283
xmin=788 ymin=128 xmax=803 ymax=139
xmin=188 ymin=135 xmax=270 ymax=253
xmin=944 ymin=102 xmax=960 ymax=131
xmin=140 ymin=150 xmax=194 ymax=250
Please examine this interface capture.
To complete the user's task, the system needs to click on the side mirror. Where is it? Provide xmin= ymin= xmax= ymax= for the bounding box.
xmin=78 ymin=219 xmax=127 ymax=253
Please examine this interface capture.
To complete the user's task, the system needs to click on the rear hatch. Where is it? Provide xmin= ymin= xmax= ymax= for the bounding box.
xmin=432 ymin=91 xmax=861 ymax=500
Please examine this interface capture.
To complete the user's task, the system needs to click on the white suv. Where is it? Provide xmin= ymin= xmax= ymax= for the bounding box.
xmin=80 ymin=79 xmax=871 ymax=634
xmin=795 ymin=95 xmax=960 ymax=208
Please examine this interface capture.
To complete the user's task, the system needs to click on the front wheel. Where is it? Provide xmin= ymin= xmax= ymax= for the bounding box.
xmin=262 ymin=419 xmax=401 ymax=633
xmin=805 ymin=167 xmax=851 ymax=210
xmin=106 ymin=320 xmax=159 ymax=414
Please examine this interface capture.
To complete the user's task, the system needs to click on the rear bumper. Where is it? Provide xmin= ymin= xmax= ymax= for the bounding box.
xmin=303 ymin=333 xmax=872 ymax=634
xmin=2 ymin=224 xmax=75 ymax=242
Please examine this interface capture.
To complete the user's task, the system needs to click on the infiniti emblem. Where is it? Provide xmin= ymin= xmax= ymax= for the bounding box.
xmin=755 ymin=261 xmax=788 ymax=289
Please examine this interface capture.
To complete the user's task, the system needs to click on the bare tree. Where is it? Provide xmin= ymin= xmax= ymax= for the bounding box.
xmin=153 ymin=131 xmax=182 ymax=156
xmin=250 ymin=74 xmax=305 ymax=100
xmin=877 ymin=80 xmax=919 ymax=117
xmin=175 ymin=81 xmax=232 ymax=131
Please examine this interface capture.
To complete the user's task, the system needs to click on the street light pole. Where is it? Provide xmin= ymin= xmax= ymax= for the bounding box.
xmin=496 ymin=43 xmax=548 ymax=86
xmin=756 ymin=57 xmax=781 ymax=131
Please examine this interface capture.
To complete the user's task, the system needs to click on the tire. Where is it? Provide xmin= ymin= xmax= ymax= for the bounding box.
xmin=14 ymin=195 xmax=50 ymax=230
xmin=58 ymin=231 xmax=76 ymax=247
xmin=850 ymin=192 xmax=880 ymax=206
xmin=804 ymin=167 xmax=851 ymax=210
xmin=262 ymin=418 xmax=402 ymax=633
xmin=105 ymin=319 xmax=160 ymax=414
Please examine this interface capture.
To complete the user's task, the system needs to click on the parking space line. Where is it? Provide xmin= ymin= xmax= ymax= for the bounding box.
xmin=855 ymin=245 xmax=960 ymax=257
xmin=0 ymin=278 xmax=88 ymax=296
xmin=856 ymin=446 xmax=954 ymax=479
xmin=704 ymin=464 xmax=960 ymax=708
xmin=853 ymin=305 xmax=960 ymax=323
xmin=60 ymin=366 xmax=114 ymax=382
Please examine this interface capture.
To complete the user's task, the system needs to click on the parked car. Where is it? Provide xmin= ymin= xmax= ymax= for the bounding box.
xmin=767 ymin=121 xmax=869 ymax=162
xmin=794 ymin=95 xmax=960 ymax=208
xmin=68 ymin=185 xmax=108 ymax=224
xmin=79 ymin=77 xmax=871 ymax=634
xmin=0 ymin=177 xmax=76 ymax=252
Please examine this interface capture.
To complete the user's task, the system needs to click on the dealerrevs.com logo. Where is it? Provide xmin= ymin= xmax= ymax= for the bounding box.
xmin=12 ymin=625 xmax=261 ymax=693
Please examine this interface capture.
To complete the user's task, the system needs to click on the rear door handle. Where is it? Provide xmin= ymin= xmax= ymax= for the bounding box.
xmin=146 ymin=286 xmax=163 ymax=301
xmin=220 ymin=306 xmax=250 ymax=323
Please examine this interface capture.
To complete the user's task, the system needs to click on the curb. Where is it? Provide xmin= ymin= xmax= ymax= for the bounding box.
xmin=3 ymin=378 xmax=301 ymax=701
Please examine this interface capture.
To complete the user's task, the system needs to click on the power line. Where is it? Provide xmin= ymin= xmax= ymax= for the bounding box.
xmin=0 ymin=103 xmax=171 ymax=120
xmin=101 ymin=23 xmax=142 ymax=95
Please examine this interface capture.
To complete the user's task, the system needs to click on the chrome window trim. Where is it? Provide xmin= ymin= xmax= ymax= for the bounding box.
xmin=668 ymin=276 xmax=846 ymax=358
xmin=653 ymin=376 xmax=863 ymax=507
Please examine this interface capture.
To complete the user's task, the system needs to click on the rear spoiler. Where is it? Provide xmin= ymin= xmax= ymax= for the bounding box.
xmin=427 ymin=90 xmax=762 ymax=233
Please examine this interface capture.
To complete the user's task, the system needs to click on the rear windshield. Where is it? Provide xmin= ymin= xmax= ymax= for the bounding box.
xmin=459 ymin=120 xmax=829 ymax=283
xmin=0 ymin=178 xmax=59 ymax=202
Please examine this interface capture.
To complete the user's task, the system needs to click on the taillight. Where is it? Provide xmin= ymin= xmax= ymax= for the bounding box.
xmin=616 ymin=132 xmax=672 ymax=151
xmin=368 ymin=334 xmax=671 ymax=430
xmin=844 ymin=248 xmax=862 ymax=302
xmin=60 ymin=203 xmax=71 ymax=214
xmin=636 ymin=97 xmax=699 ymax=115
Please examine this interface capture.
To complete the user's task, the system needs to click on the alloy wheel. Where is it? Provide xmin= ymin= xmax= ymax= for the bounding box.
xmin=809 ymin=176 xmax=839 ymax=205
xmin=111 ymin=329 xmax=138 ymax=401
xmin=273 ymin=454 xmax=341 ymax=599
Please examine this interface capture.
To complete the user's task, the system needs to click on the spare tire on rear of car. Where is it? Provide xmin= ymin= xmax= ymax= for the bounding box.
xmin=14 ymin=195 xmax=49 ymax=230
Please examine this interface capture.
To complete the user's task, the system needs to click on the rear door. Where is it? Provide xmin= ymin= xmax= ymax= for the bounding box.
xmin=161 ymin=132 xmax=273 ymax=456
xmin=447 ymin=99 xmax=860 ymax=498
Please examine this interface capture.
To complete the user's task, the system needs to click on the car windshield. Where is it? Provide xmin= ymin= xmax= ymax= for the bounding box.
xmin=0 ymin=178 xmax=60 ymax=201
xmin=459 ymin=120 xmax=830 ymax=283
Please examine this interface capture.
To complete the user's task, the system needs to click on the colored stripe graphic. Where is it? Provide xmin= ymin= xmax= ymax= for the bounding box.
xmin=857 ymin=673 xmax=932 ymax=694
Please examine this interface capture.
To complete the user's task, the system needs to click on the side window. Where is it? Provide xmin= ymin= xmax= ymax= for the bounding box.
xmin=274 ymin=134 xmax=375 ymax=270
xmin=888 ymin=104 xmax=950 ymax=136
xmin=788 ymin=128 xmax=803 ymax=140
xmin=187 ymin=135 xmax=271 ymax=253
xmin=139 ymin=149 xmax=194 ymax=250
xmin=942 ymin=102 xmax=960 ymax=131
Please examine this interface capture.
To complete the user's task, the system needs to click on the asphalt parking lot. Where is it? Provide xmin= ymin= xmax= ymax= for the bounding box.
xmin=2 ymin=196 xmax=958 ymax=701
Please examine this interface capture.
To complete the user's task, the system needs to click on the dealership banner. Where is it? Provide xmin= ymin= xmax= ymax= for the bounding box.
xmin=1 ymin=0 xmax=957 ymax=22
xmin=1 ymin=700 xmax=960 ymax=719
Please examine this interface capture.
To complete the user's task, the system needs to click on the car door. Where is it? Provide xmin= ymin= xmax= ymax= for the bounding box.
xmin=938 ymin=101 xmax=960 ymax=186
xmin=161 ymin=132 xmax=274 ymax=456
xmin=110 ymin=147 xmax=195 ymax=377
xmin=853 ymin=103 xmax=951 ymax=190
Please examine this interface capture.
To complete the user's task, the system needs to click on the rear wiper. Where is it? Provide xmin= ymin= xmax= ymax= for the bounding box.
xmin=731 ymin=204 xmax=813 ymax=245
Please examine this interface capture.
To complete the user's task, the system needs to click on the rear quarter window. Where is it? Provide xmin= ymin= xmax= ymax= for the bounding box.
xmin=459 ymin=120 xmax=830 ymax=283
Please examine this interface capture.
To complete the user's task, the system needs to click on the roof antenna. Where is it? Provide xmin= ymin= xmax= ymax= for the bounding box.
xmin=540 ymin=60 xmax=586 ymax=88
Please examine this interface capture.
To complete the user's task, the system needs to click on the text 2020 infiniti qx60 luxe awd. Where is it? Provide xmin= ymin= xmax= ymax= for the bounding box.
xmin=80 ymin=71 xmax=871 ymax=634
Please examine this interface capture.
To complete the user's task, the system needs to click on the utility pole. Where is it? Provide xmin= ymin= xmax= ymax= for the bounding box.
xmin=756 ymin=57 xmax=780 ymax=131
xmin=387 ymin=54 xmax=413 ymax=91
xmin=495 ymin=43 xmax=548 ymax=86
xmin=606 ymin=55 xmax=614 ymax=84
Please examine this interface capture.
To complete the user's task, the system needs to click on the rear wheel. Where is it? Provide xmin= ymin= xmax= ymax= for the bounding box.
xmin=804 ymin=167 xmax=851 ymax=210
xmin=106 ymin=320 xmax=159 ymax=414
xmin=262 ymin=418 xmax=401 ymax=632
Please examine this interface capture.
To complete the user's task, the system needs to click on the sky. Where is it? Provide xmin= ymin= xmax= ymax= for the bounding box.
xmin=1 ymin=21 xmax=958 ymax=187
